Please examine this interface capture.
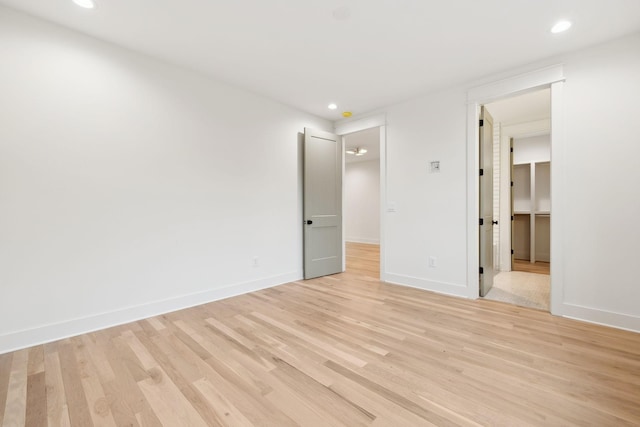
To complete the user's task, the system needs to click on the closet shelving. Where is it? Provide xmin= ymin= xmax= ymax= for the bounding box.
xmin=513 ymin=161 xmax=550 ymax=263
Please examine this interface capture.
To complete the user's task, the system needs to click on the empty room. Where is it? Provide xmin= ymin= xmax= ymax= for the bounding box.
xmin=1 ymin=1 xmax=639 ymax=426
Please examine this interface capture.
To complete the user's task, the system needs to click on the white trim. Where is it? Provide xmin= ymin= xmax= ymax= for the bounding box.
xmin=334 ymin=113 xmax=386 ymax=136
xmin=341 ymin=135 xmax=347 ymax=272
xmin=467 ymin=65 xmax=565 ymax=104
xmin=0 ymin=271 xmax=300 ymax=355
xmin=346 ymin=238 xmax=380 ymax=245
xmin=562 ymin=304 xmax=640 ymax=333
xmin=466 ymin=102 xmax=481 ymax=299
xmin=385 ymin=273 xmax=467 ymax=298
xmin=379 ymin=126 xmax=387 ymax=281
xmin=549 ymin=82 xmax=565 ymax=316
xmin=466 ymin=65 xmax=565 ymax=310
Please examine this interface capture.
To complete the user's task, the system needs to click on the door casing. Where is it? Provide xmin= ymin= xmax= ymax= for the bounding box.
xmin=466 ymin=65 xmax=565 ymax=316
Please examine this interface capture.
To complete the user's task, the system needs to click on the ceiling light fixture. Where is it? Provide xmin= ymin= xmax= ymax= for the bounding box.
xmin=328 ymin=103 xmax=338 ymax=110
xmin=73 ymin=0 xmax=96 ymax=9
xmin=346 ymin=147 xmax=368 ymax=156
xmin=551 ymin=20 xmax=572 ymax=34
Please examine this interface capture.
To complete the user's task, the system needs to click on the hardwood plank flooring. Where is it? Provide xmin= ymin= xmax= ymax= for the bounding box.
xmin=345 ymin=242 xmax=380 ymax=279
xmin=513 ymin=259 xmax=550 ymax=275
xmin=1 ymin=243 xmax=639 ymax=426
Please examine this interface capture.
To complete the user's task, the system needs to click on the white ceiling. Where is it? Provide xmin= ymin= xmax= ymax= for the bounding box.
xmin=2 ymin=0 xmax=640 ymax=120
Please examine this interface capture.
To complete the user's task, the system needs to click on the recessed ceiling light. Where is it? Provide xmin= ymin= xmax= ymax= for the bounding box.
xmin=73 ymin=0 xmax=96 ymax=9
xmin=551 ymin=20 xmax=572 ymax=34
xmin=328 ymin=103 xmax=338 ymax=110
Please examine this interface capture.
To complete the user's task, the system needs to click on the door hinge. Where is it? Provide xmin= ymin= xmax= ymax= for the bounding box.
xmin=511 ymin=215 xmax=514 ymax=221
xmin=511 ymin=181 xmax=514 ymax=187
xmin=511 ymin=249 xmax=514 ymax=255
xmin=479 ymin=169 xmax=484 ymax=176
xmin=510 ymin=147 xmax=513 ymax=153
xmin=479 ymin=119 xmax=484 ymax=127
xmin=479 ymin=267 xmax=484 ymax=274
xmin=479 ymin=218 xmax=484 ymax=226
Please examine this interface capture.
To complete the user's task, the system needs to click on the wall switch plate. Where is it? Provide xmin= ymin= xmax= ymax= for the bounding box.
xmin=430 ymin=161 xmax=441 ymax=173
xmin=252 ymin=256 xmax=259 ymax=267
xmin=429 ymin=256 xmax=437 ymax=268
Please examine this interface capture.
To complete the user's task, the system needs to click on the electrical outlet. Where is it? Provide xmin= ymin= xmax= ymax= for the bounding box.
xmin=252 ymin=256 xmax=259 ymax=268
xmin=429 ymin=256 xmax=437 ymax=268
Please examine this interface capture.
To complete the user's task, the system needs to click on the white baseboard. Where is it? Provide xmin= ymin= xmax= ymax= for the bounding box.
xmin=346 ymin=237 xmax=380 ymax=244
xmin=5 ymin=272 xmax=636 ymax=355
xmin=560 ymin=302 xmax=640 ymax=333
xmin=384 ymin=273 xmax=468 ymax=298
xmin=0 ymin=271 xmax=302 ymax=355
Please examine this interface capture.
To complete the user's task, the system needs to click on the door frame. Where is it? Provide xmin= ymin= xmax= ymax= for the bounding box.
xmin=466 ymin=65 xmax=565 ymax=315
xmin=335 ymin=114 xmax=387 ymax=281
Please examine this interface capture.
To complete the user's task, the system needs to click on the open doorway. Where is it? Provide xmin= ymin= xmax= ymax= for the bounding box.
xmin=481 ymin=88 xmax=551 ymax=310
xmin=343 ymin=127 xmax=381 ymax=279
xmin=302 ymin=117 xmax=386 ymax=282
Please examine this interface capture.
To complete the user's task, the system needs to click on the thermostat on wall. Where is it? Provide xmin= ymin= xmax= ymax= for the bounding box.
xmin=430 ymin=161 xmax=441 ymax=173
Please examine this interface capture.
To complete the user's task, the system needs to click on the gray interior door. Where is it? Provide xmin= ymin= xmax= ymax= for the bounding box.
xmin=303 ymin=128 xmax=343 ymax=279
xmin=479 ymin=107 xmax=494 ymax=296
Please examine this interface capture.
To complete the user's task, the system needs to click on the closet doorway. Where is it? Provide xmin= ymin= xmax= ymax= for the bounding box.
xmin=482 ymin=88 xmax=551 ymax=311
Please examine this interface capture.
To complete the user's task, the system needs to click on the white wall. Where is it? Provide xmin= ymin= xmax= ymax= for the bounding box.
xmin=384 ymin=88 xmax=469 ymax=295
xmin=513 ymin=134 xmax=550 ymax=164
xmin=345 ymin=160 xmax=380 ymax=244
xmin=381 ymin=32 xmax=640 ymax=331
xmin=0 ymin=7 xmax=330 ymax=353
xmin=560 ymin=33 xmax=640 ymax=327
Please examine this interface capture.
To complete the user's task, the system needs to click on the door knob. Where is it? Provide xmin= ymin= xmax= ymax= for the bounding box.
xmin=492 ymin=220 xmax=498 ymax=225
xmin=306 ymin=220 xmax=313 ymax=225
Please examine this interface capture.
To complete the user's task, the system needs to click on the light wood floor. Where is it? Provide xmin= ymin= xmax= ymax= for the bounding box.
xmin=2 ymin=244 xmax=639 ymax=426
xmin=484 ymin=271 xmax=550 ymax=311
xmin=513 ymin=259 xmax=550 ymax=275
